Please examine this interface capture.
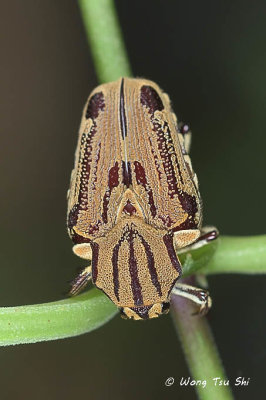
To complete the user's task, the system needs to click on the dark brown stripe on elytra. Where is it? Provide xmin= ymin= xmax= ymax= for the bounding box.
xmin=119 ymin=78 xmax=127 ymax=139
xmin=128 ymin=230 xmax=143 ymax=306
xmin=86 ymin=92 xmax=105 ymax=119
xmin=69 ymin=115 xmax=101 ymax=234
xmin=138 ymin=234 xmax=162 ymax=296
xmin=108 ymin=162 xmax=119 ymax=189
xmin=153 ymin=120 xmax=184 ymax=198
xmin=148 ymin=136 xmax=162 ymax=182
xmin=72 ymin=92 xmax=104 ymax=219
xmin=112 ymin=241 xmax=121 ymax=302
xmin=68 ymin=204 xmax=80 ymax=231
xmin=134 ymin=161 xmax=156 ymax=217
xmin=91 ymin=143 xmax=101 ymax=190
xmin=77 ymin=127 xmax=96 ymax=211
xmin=91 ymin=242 xmax=99 ymax=283
xmin=163 ymin=233 xmax=182 ymax=275
xmin=173 ymin=190 xmax=198 ymax=231
xmin=102 ymin=162 xmax=120 ymax=223
xmin=140 ymin=85 xmax=164 ymax=114
xmin=122 ymin=160 xmax=132 ymax=187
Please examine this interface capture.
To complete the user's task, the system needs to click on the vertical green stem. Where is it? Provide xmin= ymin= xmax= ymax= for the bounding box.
xmin=78 ymin=0 xmax=132 ymax=83
xmin=78 ymin=1 xmax=233 ymax=399
xmin=171 ymin=277 xmax=234 ymax=400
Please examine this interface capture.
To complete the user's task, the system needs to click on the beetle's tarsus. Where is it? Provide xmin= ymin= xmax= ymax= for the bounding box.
xmin=69 ymin=266 xmax=92 ymax=296
xmin=171 ymin=282 xmax=212 ymax=316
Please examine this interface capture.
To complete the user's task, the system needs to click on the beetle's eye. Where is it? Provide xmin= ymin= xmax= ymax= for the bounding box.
xmin=161 ymin=302 xmax=170 ymax=314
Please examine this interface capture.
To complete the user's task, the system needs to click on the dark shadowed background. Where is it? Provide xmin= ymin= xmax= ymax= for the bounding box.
xmin=0 ymin=1 xmax=265 ymax=399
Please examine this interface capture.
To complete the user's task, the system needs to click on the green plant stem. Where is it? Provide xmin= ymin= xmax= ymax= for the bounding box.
xmin=0 ymin=288 xmax=117 ymax=346
xmin=78 ymin=0 xmax=132 ymax=82
xmin=171 ymin=277 xmax=234 ymax=400
xmin=202 ymin=235 xmax=266 ymax=275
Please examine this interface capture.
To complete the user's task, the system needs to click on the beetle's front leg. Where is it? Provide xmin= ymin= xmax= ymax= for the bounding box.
xmin=69 ymin=243 xmax=92 ymax=296
xmin=175 ymin=226 xmax=219 ymax=254
xmin=69 ymin=266 xmax=92 ymax=296
xmin=171 ymin=282 xmax=212 ymax=316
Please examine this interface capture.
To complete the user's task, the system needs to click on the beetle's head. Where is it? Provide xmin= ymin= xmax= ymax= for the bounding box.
xmin=120 ymin=302 xmax=170 ymax=320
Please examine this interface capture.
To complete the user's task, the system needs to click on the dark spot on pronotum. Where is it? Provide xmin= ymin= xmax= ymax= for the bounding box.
xmin=140 ymin=85 xmax=164 ymax=114
xmin=85 ymin=92 xmax=105 ymax=119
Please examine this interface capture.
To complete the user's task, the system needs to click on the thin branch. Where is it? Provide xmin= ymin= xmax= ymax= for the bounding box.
xmin=171 ymin=277 xmax=234 ymax=400
xmin=201 ymin=235 xmax=266 ymax=275
xmin=0 ymin=289 xmax=117 ymax=346
xmin=78 ymin=0 xmax=132 ymax=82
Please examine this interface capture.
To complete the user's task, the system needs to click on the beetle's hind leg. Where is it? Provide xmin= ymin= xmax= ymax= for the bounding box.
xmin=69 ymin=266 xmax=92 ymax=296
xmin=171 ymin=283 xmax=212 ymax=316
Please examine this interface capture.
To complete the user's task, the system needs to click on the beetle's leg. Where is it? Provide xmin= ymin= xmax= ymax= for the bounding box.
xmin=69 ymin=266 xmax=92 ymax=296
xmin=178 ymin=122 xmax=192 ymax=154
xmin=171 ymin=283 xmax=212 ymax=316
xmin=176 ymin=226 xmax=219 ymax=254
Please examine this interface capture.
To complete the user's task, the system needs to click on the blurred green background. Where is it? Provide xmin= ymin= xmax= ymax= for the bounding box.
xmin=0 ymin=1 xmax=265 ymax=399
